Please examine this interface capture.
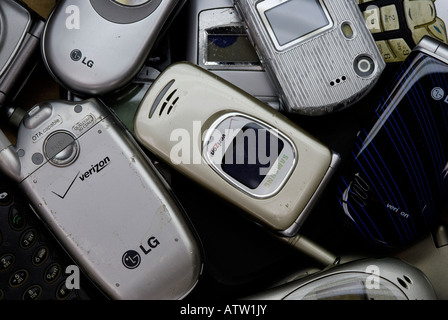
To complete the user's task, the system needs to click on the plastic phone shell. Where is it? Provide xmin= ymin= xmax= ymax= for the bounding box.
xmin=234 ymin=0 xmax=386 ymax=115
xmin=134 ymin=62 xmax=340 ymax=237
xmin=6 ymin=98 xmax=202 ymax=299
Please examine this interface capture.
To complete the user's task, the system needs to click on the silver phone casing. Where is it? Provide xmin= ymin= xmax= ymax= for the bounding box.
xmin=234 ymin=0 xmax=386 ymax=115
xmin=245 ymin=258 xmax=437 ymax=300
xmin=41 ymin=0 xmax=179 ymax=96
xmin=14 ymin=99 xmax=202 ymax=299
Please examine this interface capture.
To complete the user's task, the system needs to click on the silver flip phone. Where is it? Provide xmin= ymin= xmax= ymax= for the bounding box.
xmin=0 ymin=99 xmax=202 ymax=300
xmin=41 ymin=0 xmax=181 ymax=96
xmin=245 ymin=258 xmax=437 ymax=300
xmin=0 ymin=0 xmax=44 ymax=120
xmin=186 ymin=0 xmax=280 ymax=110
xmin=134 ymin=62 xmax=340 ymax=237
xmin=234 ymin=0 xmax=386 ymax=115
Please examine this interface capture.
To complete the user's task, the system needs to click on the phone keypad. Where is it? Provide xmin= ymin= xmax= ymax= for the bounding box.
xmin=357 ymin=0 xmax=448 ymax=62
xmin=0 ymin=181 xmax=103 ymax=300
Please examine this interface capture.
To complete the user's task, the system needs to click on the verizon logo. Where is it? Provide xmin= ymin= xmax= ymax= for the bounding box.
xmin=79 ymin=156 xmax=111 ymax=181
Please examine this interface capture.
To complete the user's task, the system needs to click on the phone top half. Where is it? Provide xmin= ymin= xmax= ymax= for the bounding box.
xmin=41 ymin=0 xmax=181 ymax=96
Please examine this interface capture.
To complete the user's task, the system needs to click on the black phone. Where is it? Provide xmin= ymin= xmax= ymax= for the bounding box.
xmin=338 ymin=36 xmax=448 ymax=248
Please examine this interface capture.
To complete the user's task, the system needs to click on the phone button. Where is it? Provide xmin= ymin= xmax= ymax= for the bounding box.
xmin=56 ymin=281 xmax=73 ymax=300
xmin=0 ymin=189 xmax=12 ymax=206
xmin=9 ymin=206 xmax=26 ymax=231
xmin=23 ymin=103 xmax=53 ymax=130
xmin=20 ymin=229 xmax=37 ymax=249
xmin=0 ymin=253 xmax=15 ymax=271
xmin=22 ymin=285 xmax=42 ymax=300
xmin=32 ymin=246 xmax=49 ymax=266
xmin=44 ymin=263 xmax=62 ymax=284
xmin=9 ymin=269 xmax=29 ymax=288
xmin=380 ymin=5 xmax=399 ymax=32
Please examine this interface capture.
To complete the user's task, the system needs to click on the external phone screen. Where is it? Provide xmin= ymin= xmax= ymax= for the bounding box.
xmin=263 ymin=0 xmax=331 ymax=46
xmin=206 ymin=26 xmax=260 ymax=64
xmin=221 ymin=122 xmax=284 ymax=189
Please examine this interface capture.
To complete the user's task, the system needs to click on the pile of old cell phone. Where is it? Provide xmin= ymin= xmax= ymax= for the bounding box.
xmin=2 ymin=0 xmax=448 ymax=301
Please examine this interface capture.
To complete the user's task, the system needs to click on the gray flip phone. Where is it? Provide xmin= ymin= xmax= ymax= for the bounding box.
xmin=41 ymin=0 xmax=182 ymax=96
xmin=0 ymin=98 xmax=203 ymax=300
xmin=234 ymin=0 xmax=386 ymax=115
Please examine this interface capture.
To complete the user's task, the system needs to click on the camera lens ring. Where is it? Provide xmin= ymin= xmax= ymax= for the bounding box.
xmin=353 ymin=55 xmax=376 ymax=78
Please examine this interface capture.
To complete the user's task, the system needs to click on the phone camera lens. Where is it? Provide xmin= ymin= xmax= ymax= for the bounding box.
xmin=354 ymin=55 xmax=375 ymax=78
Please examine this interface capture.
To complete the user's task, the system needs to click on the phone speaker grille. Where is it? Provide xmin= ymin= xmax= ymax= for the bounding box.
xmin=149 ymin=80 xmax=180 ymax=118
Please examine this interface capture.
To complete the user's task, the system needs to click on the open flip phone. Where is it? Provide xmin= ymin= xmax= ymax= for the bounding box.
xmin=0 ymin=98 xmax=203 ymax=300
xmin=233 ymin=0 xmax=386 ymax=115
xmin=134 ymin=62 xmax=340 ymax=238
xmin=338 ymin=36 xmax=448 ymax=248
xmin=245 ymin=258 xmax=437 ymax=300
xmin=358 ymin=0 xmax=448 ymax=63
xmin=0 ymin=0 xmax=45 ymax=121
xmin=41 ymin=0 xmax=183 ymax=96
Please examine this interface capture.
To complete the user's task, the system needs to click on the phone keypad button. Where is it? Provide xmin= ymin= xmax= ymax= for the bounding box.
xmin=0 ymin=189 xmax=12 ymax=206
xmin=380 ymin=5 xmax=400 ymax=31
xmin=9 ymin=206 xmax=26 ymax=231
xmin=364 ymin=6 xmax=382 ymax=33
xmin=44 ymin=263 xmax=61 ymax=284
xmin=404 ymin=0 xmax=436 ymax=29
xmin=56 ymin=281 xmax=73 ymax=300
xmin=427 ymin=18 xmax=447 ymax=42
xmin=19 ymin=229 xmax=37 ymax=249
xmin=32 ymin=246 xmax=49 ymax=267
xmin=9 ymin=269 xmax=29 ymax=288
xmin=22 ymin=285 xmax=42 ymax=300
xmin=388 ymin=38 xmax=412 ymax=60
xmin=0 ymin=253 xmax=15 ymax=271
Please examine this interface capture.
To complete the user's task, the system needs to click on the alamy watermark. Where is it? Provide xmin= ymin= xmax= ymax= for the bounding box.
xmin=65 ymin=265 xmax=80 ymax=290
xmin=169 ymin=121 xmax=283 ymax=176
xmin=65 ymin=5 xmax=80 ymax=30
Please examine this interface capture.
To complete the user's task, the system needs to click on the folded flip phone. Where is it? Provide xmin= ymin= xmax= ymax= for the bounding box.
xmin=338 ymin=36 xmax=448 ymax=248
xmin=0 ymin=98 xmax=203 ymax=299
xmin=134 ymin=62 xmax=340 ymax=237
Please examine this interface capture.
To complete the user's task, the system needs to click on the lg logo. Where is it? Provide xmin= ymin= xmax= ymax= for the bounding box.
xmin=70 ymin=49 xmax=94 ymax=68
xmin=122 ymin=236 xmax=161 ymax=270
xmin=65 ymin=5 xmax=94 ymax=69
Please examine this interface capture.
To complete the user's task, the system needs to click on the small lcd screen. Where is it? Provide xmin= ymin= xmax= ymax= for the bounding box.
xmin=221 ymin=122 xmax=284 ymax=189
xmin=207 ymin=26 xmax=260 ymax=64
xmin=264 ymin=0 xmax=330 ymax=46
